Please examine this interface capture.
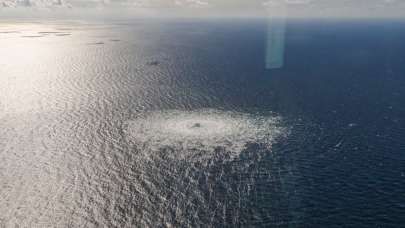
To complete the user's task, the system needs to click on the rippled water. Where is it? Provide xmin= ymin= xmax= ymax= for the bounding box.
xmin=1 ymin=19 xmax=405 ymax=227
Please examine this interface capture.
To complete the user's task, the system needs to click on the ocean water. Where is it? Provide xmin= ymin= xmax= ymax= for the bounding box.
xmin=0 ymin=19 xmax=405 ymax=227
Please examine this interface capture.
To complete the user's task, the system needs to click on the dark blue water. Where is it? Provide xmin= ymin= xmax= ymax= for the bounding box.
xmin=0 ymin=19 xmax=404 ymax=227
xmin=168 ymin=19 xmax=405 ymax=227
xmin=259 ymin=19 xmax=405 ymax=227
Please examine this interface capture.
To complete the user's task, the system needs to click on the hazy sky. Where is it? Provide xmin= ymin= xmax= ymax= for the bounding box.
xmin=1 ymin=0 xmax=405 ymax=18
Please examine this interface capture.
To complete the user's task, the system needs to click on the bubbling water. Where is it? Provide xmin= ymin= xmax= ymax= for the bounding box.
xmin=125 ymin=109 xmax=286 ymax=161
xmin=123 ymin=110 xmax=288 ymax=226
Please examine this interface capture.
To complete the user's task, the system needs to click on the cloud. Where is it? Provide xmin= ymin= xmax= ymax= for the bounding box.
xmin=0 ymin=0 xmax=394 ymax=8
xmin=1 ymin=0 xmax=67 ymax=8
xmin=0 ymin=0 xmax=308 ymax=9
xmin=1 ymin=0 xmax=405 ymax=18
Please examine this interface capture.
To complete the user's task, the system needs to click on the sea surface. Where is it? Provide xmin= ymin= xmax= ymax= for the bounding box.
xmin=0 ymin=18 xmax=405 ymax=227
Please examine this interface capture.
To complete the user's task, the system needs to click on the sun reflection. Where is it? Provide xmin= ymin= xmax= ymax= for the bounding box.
xmin=0 ymin=23 xmax=62 ymax=116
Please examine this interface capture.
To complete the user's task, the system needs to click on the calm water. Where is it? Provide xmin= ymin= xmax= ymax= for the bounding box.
xmin=0 ymin=19 xmax=405 ymax=227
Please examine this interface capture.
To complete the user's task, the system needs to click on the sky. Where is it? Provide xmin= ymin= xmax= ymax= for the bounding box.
xmin=1 ymin=0 xmax=405 ymax=18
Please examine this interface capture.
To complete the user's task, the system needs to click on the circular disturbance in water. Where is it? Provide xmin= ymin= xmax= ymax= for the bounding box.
xmin=125 ymin=109 xmax=287 ymax=161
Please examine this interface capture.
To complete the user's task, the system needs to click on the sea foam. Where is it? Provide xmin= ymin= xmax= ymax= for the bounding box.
xmin=125 ymin=109 xmax=287 ymax=161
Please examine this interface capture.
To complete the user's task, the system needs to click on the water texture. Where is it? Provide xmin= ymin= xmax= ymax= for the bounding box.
xmin=0 ymin=19 xmax=404 ymax=227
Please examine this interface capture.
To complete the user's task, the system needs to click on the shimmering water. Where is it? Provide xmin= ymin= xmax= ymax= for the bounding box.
xmin=1 ymin=19 xmax=405 ymax=227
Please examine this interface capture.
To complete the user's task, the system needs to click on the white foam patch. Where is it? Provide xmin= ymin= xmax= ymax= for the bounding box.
xmin=125 ymin=109 xmax=287 ymax=160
